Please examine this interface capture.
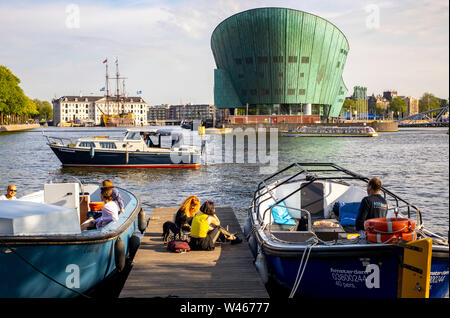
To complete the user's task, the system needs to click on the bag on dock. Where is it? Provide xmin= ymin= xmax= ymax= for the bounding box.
xmin=167 ymin=240 xmax=191 ymax=253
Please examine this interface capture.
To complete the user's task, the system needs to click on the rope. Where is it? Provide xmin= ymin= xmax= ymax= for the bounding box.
xmin=1 ymin=240 xmax=90 ymax=298
xmin=289 ymin=238 xmax=317 ymax=298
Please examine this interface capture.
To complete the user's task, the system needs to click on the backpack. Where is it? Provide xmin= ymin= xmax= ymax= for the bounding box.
xmin=167 ymin=240 xmax=191 ymax=253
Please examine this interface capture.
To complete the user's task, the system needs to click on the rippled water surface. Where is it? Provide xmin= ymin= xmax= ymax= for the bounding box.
xmin=0 ymin=126 xmax=448 ymax=234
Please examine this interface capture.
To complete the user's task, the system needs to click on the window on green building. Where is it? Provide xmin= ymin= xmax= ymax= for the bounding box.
xmin=299 ymin=89 xmax=306 ymax=95
xmin=288 ymin=56 xmax=298 ymax=63
xmin=287 ymin=89 xmax=295 ymax=95
xmin=257 ymin=56 xmax=268 ymax=63
xmin=301 ymin=57 xmax=310 ymax=64
xmin=273 ymin=56 xmax=284 ymax=63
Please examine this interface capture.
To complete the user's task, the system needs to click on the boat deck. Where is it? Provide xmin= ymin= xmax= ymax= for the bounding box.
xmin=120 ymin=206 xmax=268 ymax=298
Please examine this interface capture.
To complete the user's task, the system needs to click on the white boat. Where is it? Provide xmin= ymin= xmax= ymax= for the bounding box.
xmin=244 ymin=163 xmax=449 ymax=298
xmin=282 ymin=126 xmax=378 ymax=137
xmin=0 ymin=180 xmax=145 ymax=297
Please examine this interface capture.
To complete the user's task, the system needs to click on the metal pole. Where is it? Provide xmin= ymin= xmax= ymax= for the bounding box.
xmin=246 ymin=103 xmax=249 ymax=124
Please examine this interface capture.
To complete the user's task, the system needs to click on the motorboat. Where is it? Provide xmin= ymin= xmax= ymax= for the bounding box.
xmin=45 ymin=128 xmax=201 ymax=168
xmin=0 ymin=180 xmax=146 ymax=297
xmin=282 ymin=126 xmax=378 ymax=137
xmin=244 ymin=163 xmax=449 ymax=298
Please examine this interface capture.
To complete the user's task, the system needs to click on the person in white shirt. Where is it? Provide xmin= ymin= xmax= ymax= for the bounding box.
xmin=81 ymin=187 xmax=119 ymax=230
xmin=95 ymin=188 xmax=120 ymax=229
xmin=0 ymin=185 xmax=18 ymax=200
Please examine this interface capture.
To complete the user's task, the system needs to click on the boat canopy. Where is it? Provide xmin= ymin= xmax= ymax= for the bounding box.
xmin=0 ymin=200 xmax=81 ymax=236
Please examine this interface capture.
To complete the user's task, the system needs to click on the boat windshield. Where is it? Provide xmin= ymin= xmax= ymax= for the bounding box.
xmin=125 ymin=132 xmax=142 ymax=141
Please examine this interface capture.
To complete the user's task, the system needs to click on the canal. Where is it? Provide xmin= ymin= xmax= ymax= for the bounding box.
xmin=0 ymin=126 xmax=448 ymax=235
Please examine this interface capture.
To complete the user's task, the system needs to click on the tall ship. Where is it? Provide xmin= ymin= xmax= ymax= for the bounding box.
xmin=100 ymin=58 xmax=136 ymax=127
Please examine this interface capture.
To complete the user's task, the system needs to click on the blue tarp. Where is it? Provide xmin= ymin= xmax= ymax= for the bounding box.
xmin=270 ymin=201 xmax=296 ymax=225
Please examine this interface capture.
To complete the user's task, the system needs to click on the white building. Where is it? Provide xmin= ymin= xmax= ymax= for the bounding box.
xmin=52 ymin=95 xmax=148 ymax=126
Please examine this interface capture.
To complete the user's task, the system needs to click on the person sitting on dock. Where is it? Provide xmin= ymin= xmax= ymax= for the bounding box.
xmin=81 ymin=187 xmax=120 ymax=230
xmin=189 ymin=201 xmax=242 ymax=251
xmin=162 ymin=195 xmax=200 ymax=242
xmin=175 ymin=195 xmax=200 ymax=231
xmin=102 ymin=180 xmax=125 ymax=214
xmin=355 ymin=177 xmax=388 ymax=232
xmin=0 ymin=185 xmax=18 ymax=200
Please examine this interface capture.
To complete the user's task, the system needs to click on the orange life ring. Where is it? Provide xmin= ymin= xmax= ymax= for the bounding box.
xmin=89 ymin=202 xmax=105 ymax=211
xmin=364 ymin=218 xmax=415 ymax=234
xmin=365 ymin=231 xmax=417 ymax=244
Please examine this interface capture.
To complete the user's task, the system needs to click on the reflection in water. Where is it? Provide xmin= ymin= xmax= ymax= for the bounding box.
xmin=0 ymin=126 xmax=448 ymax=234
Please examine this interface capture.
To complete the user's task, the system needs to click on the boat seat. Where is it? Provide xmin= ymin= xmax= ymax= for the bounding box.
xmin=269 ymin=218 xmax=299 ymax=231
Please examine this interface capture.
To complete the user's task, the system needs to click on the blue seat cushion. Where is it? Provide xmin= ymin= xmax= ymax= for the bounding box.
xmin=337 ymin=202 xmax=361 ymax=226
xmin=270 ymin=201 xmax=296 ymax=226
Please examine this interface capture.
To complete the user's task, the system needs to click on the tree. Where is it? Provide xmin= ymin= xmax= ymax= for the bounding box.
xmin=342 ymin=98 xmax=355 ymax=113
xmin=419 ymin=93 xmax=440 ymax=113
xmin=33 ymin=98 xmax=53 ymax=120
xmin=389 ymin=97 xmax=408 ymax=115
xmin=375 ymin=101 xmax=386 ymax=115
xmin=0 ymin=65 xmax=37 ymax=124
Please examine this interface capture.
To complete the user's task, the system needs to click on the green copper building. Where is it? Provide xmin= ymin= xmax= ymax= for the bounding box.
xmin=211 ymin=7 xmax=349 ymax=119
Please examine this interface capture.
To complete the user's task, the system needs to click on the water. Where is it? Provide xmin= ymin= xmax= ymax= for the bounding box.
xmin=0 ymin=126 xmax=448 ymax=235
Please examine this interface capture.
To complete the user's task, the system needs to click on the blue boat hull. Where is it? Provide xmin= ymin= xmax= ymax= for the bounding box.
xmin=244 ymin=218 xmax=449 ymax=298
xmin=262 ymin=250 xmax=449 ymax=298
xmin=49 ymin=145 xmax=201 ymax=168
xmin=0 ymin=189 xmax=143 ymax=298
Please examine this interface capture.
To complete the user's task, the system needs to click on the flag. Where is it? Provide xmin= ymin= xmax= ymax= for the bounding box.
xmin=100 ymin=87 xmax=105 ymax=92
xmin=102 ymin=58 xmax=108 ymax=63
xmin=136 ymin=90 xmax=142 ymax=95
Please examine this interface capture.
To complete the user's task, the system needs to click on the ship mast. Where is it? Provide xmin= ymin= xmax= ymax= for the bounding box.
xmin=114 ymin=57 xmax=128 ymax=115
xmin=105 ymin=60 xmax=110 ymax=115
xmin=115 ymin=57 xmax=120 ymax=115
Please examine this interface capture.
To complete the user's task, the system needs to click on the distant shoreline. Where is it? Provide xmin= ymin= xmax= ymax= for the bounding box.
xmin=0 ymin=124 xmax=41 ymax=132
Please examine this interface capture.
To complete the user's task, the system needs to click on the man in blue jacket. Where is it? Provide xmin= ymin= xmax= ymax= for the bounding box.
xmin=355 ymin=177 xmax=388 ymax=232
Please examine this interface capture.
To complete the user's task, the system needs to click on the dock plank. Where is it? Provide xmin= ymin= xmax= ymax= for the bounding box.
xmin=120 ymin=206 xmax=268 ymax=298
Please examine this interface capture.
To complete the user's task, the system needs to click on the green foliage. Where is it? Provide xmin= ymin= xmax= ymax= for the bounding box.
xmin=389 ymin=97 xmax=408 ymax=114
xmin=342 ymin=98 xmax=355 ymax=112
xmin=0 ymin=65 xmax=38 ymax=124
xmin=419 ymin=93 xmax=441 ymax=113
xmin=33 ymin=98 xmax=53 ymax=120
xmin=375 ymin=102 xmax=387 ymax=115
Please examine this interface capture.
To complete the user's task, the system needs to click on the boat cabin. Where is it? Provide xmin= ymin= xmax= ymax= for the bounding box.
xmin=74 ymin=129 xmax=185 ymax=152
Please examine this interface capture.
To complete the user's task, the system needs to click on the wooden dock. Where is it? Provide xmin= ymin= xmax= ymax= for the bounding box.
xmin=120 ymin=206 xmax=268 ymax=298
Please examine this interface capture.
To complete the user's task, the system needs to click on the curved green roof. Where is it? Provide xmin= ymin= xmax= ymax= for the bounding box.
xmin=211 ymin=7 xmax=349 ymax=116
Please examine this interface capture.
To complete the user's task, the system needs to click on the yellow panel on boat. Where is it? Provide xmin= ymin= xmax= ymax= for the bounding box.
xmin=398 ymin=238 xmax=432 ymax=298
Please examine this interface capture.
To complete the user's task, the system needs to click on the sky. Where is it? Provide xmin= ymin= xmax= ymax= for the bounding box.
xmin=0 ymin=0 xmax=448 ymax=105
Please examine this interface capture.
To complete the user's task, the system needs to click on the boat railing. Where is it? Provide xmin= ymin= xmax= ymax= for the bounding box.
xmin=262 ymin=202 xmax=313 ymax=233
xmin=252 ymin=163 xmax=423 ymax=227
xmin=44 ymin=135 xmax=75 ymax=146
